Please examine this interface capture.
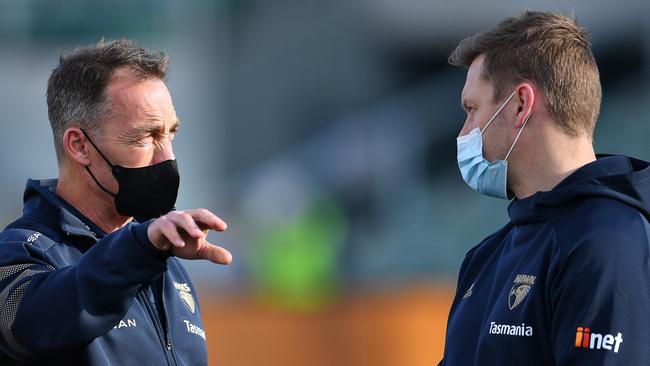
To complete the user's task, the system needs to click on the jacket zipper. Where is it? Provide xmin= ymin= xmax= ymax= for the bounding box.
xmin=138 ymin=289 xmax=175 ymax=365
xmin=87 ymin=234 xmax=175 ymax=363
xmin=161 ymin=275 xmax=180 ymax=365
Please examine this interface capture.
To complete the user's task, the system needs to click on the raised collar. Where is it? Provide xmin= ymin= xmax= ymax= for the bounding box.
xmin=22 ymin=179 xmax=106 ymax=241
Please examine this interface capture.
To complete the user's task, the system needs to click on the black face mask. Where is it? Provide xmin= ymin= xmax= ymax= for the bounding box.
xmin=81 ymin=129 xmax=180 ymax=222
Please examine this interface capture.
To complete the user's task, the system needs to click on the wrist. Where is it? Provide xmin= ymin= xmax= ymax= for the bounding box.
xmin=133 ymin=220 xmax=171 ymax=260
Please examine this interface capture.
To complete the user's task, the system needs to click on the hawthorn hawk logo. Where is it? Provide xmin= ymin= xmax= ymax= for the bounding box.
xmin=508 ymin=274 xmax=536 ymax=310
xmin=174 ymin=281 xmax=196 ymax=313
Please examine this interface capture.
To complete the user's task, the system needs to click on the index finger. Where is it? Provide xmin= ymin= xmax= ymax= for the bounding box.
xmin=187 ymin=208 xmax=227 ymax=232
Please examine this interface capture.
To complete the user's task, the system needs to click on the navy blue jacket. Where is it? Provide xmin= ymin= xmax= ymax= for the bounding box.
xmin=0 ymin=179 xmax=208 ymax=365
xmin=442 ymin=155 xmax=650 ymax=365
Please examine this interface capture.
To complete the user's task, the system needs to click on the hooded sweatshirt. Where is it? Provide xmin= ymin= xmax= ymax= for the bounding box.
xmin=442 ymin=155 xmax=650 ymax=365
xmin=0 ymin=179 xmax=208 ymax=365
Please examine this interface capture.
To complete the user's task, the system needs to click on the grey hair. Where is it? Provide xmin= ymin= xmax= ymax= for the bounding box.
xmin=46 ymin=38 xmax=169 ymax=163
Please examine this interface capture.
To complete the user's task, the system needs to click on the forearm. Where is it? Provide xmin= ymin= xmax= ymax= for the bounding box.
xmin=1 ymin=223 xmax=167 ymax=359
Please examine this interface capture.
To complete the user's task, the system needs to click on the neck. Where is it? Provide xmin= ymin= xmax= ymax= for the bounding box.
xmin=56 ymin=166 xmax=131 ymax=234
xmin=511 ymin=130 xmax=596 ymax=200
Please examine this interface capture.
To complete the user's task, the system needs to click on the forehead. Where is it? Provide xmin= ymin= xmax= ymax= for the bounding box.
xmin=103 ymin=71 xmax=176 ymax=130
xmin=461 ymin=54 xmax=493 ymax=102
xmin=105 ymin=77 xmax=173 ymax=113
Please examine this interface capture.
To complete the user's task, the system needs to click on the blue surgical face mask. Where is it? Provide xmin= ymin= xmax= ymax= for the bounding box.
xmin=456 ymin=90 xmax=530 ymax=199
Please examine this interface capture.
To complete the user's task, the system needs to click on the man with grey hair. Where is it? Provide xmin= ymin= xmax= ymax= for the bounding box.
xmin=0 ymin=39 xmax=231 ymax=365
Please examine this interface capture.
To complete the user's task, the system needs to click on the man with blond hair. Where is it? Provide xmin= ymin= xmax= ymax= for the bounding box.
xmin=441 ymin=11 xmax=650 ymax=364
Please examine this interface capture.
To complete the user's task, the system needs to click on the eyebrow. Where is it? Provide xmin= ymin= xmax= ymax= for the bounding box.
xmin=460 ymin=91 xmax=468 ymax=111
xmin=461 ymin=95 xmax=476 ymax=112
xmin=124 ymin=119 xmax=181 ymax=139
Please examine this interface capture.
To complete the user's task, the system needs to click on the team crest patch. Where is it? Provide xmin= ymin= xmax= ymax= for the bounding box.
xmin=174 ymin=281 xmax=196 ymax=313
xmin=462 ymin=282 xmax=475 ymax=299
xmin=508 ymin=274 xmax=536 ymax=310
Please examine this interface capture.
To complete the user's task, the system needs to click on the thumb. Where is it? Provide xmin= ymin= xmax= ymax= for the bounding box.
xmin=197 ymin=241 xmax=233 ymax=265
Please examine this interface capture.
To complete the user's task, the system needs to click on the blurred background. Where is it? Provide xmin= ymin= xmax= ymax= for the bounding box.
xmin=0 ymin=0 xmax=648 ymax=364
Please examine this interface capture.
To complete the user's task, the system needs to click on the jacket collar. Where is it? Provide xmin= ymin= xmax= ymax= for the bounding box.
xmin=22 ymin=179 xmax=105 ymax=241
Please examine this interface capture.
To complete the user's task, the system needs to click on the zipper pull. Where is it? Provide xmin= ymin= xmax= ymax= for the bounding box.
xmin=166 ymin=338 xmax=173 ymax=351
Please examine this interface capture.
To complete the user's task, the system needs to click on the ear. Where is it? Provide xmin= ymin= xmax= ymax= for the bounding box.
xmin=62 ymin=127 xmax=91 ymax=166
xmin=514 ymin=83 xmax=535 ymax=128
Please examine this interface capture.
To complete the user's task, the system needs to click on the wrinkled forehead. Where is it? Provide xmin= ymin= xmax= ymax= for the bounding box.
xmin=102 ymin=73 xmax=178 ymax=134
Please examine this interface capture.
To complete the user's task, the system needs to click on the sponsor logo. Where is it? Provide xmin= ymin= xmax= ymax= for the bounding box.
xmin=575 ymin=327 xmax=623 ymax=353
xmin=174 ymin=281 xmax=196 ymax=313
xmin=183 ymin=320 xmax=206 ymax=340
xmin=462 ymin=283 xmax=475 ymax=299
xmin=113 ymin=318 xmax=137 ymax=329
xmin=508 ymin=274 xmax=536 ymax=310
xmin=488 ymin=321 xmax=534 ymax=337
xmin=26 ymin=232 xmax=41 ymax=243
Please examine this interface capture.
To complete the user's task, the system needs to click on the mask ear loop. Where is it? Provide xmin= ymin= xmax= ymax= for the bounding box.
xmin=85 ymin=166 xmax=117 ymax=197
xmin=504 ymin=113 xmax=531 ymax=161
xmin=80 ymin=129 xmax=118 ymax=197
xmin=481 ymin=90 xmax=518 ymax=135
xmin=80 ymin=129 xmax=114 ymax=168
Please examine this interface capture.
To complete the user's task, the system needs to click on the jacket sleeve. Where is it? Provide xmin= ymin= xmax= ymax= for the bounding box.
xmin=0 ymin=222 xmax=168 ymax=360
xmin=549 ymin=212 xmax=650 ymax=365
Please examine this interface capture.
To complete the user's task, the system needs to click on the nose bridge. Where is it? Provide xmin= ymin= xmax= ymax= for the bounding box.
xmin=458 ymin=116 xmax=475 ymax=138
xmin=154 ymin=138 xmax=175 ymax=164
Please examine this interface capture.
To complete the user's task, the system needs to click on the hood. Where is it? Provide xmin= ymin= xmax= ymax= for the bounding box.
xmin=18 ymin=179 xmax=105 ymax=239
xmin=508 ymin=155 xmax=650 ymax=225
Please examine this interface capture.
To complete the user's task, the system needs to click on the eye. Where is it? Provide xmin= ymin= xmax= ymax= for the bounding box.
xmin=134 ymin=134 xmax=153 ymax=146
xmin=169 ymin=127 xmax=178 ymax=140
